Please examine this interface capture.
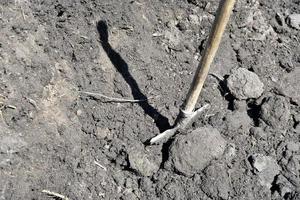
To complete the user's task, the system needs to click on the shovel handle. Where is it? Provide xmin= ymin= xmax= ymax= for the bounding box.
xmin=182 ymin=0 xmax=236 ymax=113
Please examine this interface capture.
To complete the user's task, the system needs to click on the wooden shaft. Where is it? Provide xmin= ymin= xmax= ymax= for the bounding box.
xmin=182 ymin=0 xmax=235 ymax=113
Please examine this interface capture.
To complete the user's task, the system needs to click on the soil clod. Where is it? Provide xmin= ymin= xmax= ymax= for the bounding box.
xmin=201 ymin=163 xmax=231 ymax=200
xmin=250 ymin=154 xmax=281 ymax=188
xmin=227 ymin=68 xmax=264 ymax=100
xmin=128 ymin=145 xmax=160 ymax=177
xmin=287 ymin=14 xmax=300 ymax=29
xmin=169 ymin=127 xmax=227 ymax=176
xmin=260 ymin=95 xmax=290 ymax=130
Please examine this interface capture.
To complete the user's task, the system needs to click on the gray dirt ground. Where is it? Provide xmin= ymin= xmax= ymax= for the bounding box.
xmin=0 ymin=0 xmax=300 ymax=199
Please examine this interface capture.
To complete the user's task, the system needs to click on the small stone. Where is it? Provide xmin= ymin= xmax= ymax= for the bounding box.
xmin=121 ymin=191 xmax=138 ymax=200
xmin=76 ymin=109 xmax=82 ymax=116
xmin=128 ymin=146 xmax=159 ymax=177
xmin=286 ymin=142 xmax=300 ymax=152
xmin=275 ymin=13 xmax=285 ymax=26
xmin=280 ymin=67 xmax=300 ymax=104
xmin=201 ymin=163 xmax=230 ymax=200
xmin=188 ymin=14 xmax=200 ymax=25
xmin=139 ymin=177 xmax=152 ymax=191
xmin=176 ymin=21 xmax=188 ymax=31
xmin=166 ymin=20 xmax=177 ymax=28
xmin=223 ymin=143 xmax=236 ymax=160
xmin=294 ymin=114 xmax=300 ymax=123
xmin=249 ymin=127 xmax=267 ymax=140
xmin=260 ymin=95 xmax=290 ymax=130
xmin=95 ymin=127 xmax=110 ymax=139
xmin=169 ymin=127 xmax=227 ymax=176
xmin=225 ymin=110 xmax=252 ymax=132
xmin=233 ymin=100 xmax=247 ymax=111
xmin=250 ymin=154 xmax=281 ymax=188
xmin=287 ymin=14 xmax=300 ymax=29
xmin=125 ymin=177 xmax=136 ymax=188
xmin=236 ymin=8 xmax=254 ymax=28
xmin=227 ymin=68 xmax=264 ymax=100
xmin=274 ymin=175 xmax=294 ymax=197
xmin=295 ymin=123 xmax=300 ymax=134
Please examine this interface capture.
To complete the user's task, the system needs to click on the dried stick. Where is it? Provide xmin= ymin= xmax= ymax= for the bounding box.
xmin=182 ymin=0 xmax=236 ymax=114
xmin=94 ymin=160 xmax=107 ymax=171
xmin=80 ymin=91 xmax=147 ymax=103
xmin=42 ymin=190 xmax=70 ymax=200
xmin=150 ymin=0 xmax=236 ymax=144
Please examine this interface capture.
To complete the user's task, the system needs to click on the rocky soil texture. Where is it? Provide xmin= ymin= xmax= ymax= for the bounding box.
xmin=0 ymin=0 xmax=299 ymax=199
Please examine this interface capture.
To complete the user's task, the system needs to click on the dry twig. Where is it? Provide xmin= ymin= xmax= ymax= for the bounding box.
xmin=94 ymin=160 xmax=107 ymax=171
xmin=42 ymin=190 xmax=70 ymax=200
xmin=80 ymin=91 xmax=147 ymax=103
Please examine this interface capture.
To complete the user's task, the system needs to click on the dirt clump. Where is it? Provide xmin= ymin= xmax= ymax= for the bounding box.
xmin=0 ymin=0 xmax=299 ymax=199
xmin=260 ymin=95 xmax=290 ymax=130
xmin=227 ymin=68 xmax=264 ymax=100
xmin=201 ymin=162 xmax=231 ymax=200
xmin=250 ymin=154 xmax=281 ymax=188
xmin=169 ymin=127 xmax=227 ymax=176
xmin=127 ymin=144 xmax=160 ymax=177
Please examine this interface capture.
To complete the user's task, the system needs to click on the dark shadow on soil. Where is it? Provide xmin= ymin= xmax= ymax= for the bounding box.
xmin=211 ymin=74 xmax=235 ymax=110
xmin=247 ymin=100 xmax=261 ymax=127
xmin=96 ymin=20 xmax=170 ymax=132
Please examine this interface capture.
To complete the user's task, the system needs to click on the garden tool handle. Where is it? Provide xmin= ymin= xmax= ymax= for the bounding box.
xmin=182 ymin=0 xmax=236 ymax=113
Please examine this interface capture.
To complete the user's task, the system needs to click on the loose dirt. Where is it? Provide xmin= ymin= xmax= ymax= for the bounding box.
xmin=0 ymin=0 xmax=299 ymax=199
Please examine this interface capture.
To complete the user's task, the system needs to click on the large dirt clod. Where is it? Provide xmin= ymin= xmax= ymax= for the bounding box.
xmin=201 ymin=163 xmax=231 ymax=200
xmin=128 ymin=146 xmax=160 ymax=177
xmin=169 ymin=127 xmax=227 ymax=176
xmin=250 ymin=154 xmax=281 ymax=188
xmin=260 ymin=95 xmax=290 ymax=130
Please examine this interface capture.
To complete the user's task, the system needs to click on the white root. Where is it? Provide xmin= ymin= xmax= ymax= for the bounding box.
xmin=94 ymin=160 xmax=107 ymax=171
xmin=80 ymin=91 xmax=147 ymax=103
xmin=42 ymin=190 xmax=70 ymax=200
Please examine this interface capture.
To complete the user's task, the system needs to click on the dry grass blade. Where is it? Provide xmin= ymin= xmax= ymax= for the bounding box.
xmin=80 ymin=91 xmax=148 ymax=103
xmin=42 ymin=190 xmax=70 ymax=200
xmin=94 ymin=160 xmax=107 ymax=171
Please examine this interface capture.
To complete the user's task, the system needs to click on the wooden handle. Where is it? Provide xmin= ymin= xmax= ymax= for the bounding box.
xmin=182 ymin=0 xmax=235 ymax=113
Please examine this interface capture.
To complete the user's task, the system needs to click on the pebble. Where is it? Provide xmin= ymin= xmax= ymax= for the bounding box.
xmin=95 ymin=127 xmax=111 ymax=139
xmin=76 ymin=109 xmax=82 ymax=116
xmin=128 ymin=146 xmax=159 ymax=177
xmin=274 ymin=174 xmax=294 ymax=197
xmin=287 ymin=14 xmax=300 ymax=29
xmin=223 ymin=143 xmax=236 ymax=160
xmin=295 ymin=123 xmax=300 ymax=134
xmin=224 ymin=109 xmax=252 ymax=132
xmin=286 ymin=142 xmax=300 ymax=152
xmin=249 ymin=127 xmax=267 ymax=140
xmin=250 ymin=154 xmax=281 ymax=188
xmin=176 ymin=21 xmax=188 ymax=31
xmin=227 ymin=68 xmax=264 ymax=100
xmin=260 ymin=95 xmax=290 ymax=130
xmin=280 ymin=67 xmax=300 ymax=104
xmin=169 ymin=127 xmax=227 ymax=176
xmin=188 ymin=14 xmax=200 ymax=25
